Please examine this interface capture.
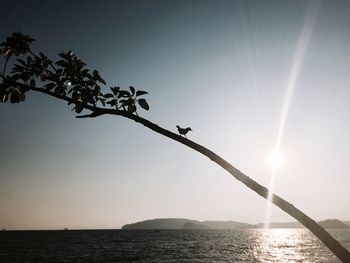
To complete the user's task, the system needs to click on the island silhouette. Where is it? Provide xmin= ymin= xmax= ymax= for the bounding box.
xmin=122 ymin=218 xmax=349 ymax=230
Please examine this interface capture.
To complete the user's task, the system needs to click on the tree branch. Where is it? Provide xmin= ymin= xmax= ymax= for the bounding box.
xmin=76 ymin=111 xmax=106 ymax=118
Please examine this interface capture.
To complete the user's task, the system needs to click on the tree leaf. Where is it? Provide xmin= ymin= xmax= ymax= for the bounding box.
xmin=40 ymin=74 xmax=47 ymax=81
xmin=111 ymin=86 xmax=120 ymax=95
xmin=39 ymin=52 xmax=47 ymax=59
xmin=129 ymin=86 xmax=135 ymax=95
xmin=17 ymin=59 xmax=26 ymax=66
xmin=54 ymin=86 xmax=65 ymax=94
xmin=110 ymin=99 xmax=117 ymax=107
xmin=75 ymin=103 xmax=83 ymax=113
xmin=93 ymin=70 xmax=99 ymax=79
xmin=10 ymin=91 xmax=20 ymax=103
xmin=104 ymin=93 xmax=114 ymax=98
xmin=136 ymin=90 xmax=148 ymax=97
xmin=44 ymin=83 xmax=55 ymax=90
xmin=20 ymin=73 xmax=30 ymax=81
xmin=118 ymin=90 xmax=130 ymax=98
xmin=138 ymin=98 xmax=149 ymax=110
xmin=127 ymin=104 xmax=136 ymax=113
xmin=127 ymin=98 xmax=134 ymax=105
xmin=98 ymin=77 xmax=106 ymax=85
xmin=119 ymin=99 xmax=127 ymax=106
xmin=29 ymin=79 xmax=36 ymax=87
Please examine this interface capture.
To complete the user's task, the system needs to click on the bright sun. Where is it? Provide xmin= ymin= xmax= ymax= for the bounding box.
xmin=267 ymin=150 xmax=286 ymax=169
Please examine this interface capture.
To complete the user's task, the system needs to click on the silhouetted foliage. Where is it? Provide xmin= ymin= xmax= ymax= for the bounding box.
xmin=1 ymin=32 xmax=349 ymax=263
xmin=0 ymin=32 xmax=149 ymax=115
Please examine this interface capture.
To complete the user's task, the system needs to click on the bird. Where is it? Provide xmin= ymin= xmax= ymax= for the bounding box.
xmin=176 ymin=125 xmax=192 ymax=138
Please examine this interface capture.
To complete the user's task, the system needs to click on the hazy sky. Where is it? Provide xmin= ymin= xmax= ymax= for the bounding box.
xmin=1 ymin=0 xmax=350 ymax=230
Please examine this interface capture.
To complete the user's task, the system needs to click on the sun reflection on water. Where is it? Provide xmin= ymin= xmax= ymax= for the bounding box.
xmin=249 ymin=229 xmax=337 ymax=263
xmin=257 ymin=229 xmax=306 ymax=262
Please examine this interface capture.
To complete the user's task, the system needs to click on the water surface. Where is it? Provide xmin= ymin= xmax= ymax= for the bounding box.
xmin=1 ymin=229 xmax=349 ymax=262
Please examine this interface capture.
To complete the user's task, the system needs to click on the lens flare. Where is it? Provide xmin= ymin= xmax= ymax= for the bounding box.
xmin=264 ymin=0 xmax=321 ymax=228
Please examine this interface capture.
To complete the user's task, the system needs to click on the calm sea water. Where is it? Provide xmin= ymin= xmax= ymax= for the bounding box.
xmin=0 ymin=229 xmax=349 ymax=262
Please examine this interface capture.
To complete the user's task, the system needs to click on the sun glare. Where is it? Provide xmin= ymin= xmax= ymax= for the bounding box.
xmin=267 ymin=150 xmax=286 ymax=169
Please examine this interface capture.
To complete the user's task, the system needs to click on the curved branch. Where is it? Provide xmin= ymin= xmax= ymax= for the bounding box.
xmin=5 ymin=81 xmax=350 ymax=262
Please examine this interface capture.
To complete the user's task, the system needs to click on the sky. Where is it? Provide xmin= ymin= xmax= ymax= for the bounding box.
xmin=1 ymin=0 xmax=350 ymax=230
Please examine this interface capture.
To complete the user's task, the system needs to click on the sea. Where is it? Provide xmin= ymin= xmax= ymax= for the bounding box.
xmin=1 ymin=229 xmax=349 ymax=262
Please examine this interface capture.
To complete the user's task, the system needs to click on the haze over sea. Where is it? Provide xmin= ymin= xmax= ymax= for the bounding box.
xmin=1 ymin=229 xmax=349 ymax=262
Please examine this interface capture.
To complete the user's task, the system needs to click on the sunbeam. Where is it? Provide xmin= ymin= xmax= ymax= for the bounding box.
xmin=264 ymin=0 xmax=322 ymax=228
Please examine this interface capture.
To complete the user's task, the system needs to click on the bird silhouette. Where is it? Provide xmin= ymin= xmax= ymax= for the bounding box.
xmin=176 ymin=125 xmax=192 ymax=138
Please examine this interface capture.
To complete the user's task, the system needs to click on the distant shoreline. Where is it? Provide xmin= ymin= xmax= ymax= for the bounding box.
xmin=122 ymin=218 xmax=350 ymax=230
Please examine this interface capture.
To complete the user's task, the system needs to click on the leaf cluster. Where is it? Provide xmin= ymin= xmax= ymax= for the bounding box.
xmin=104 ymin=86 xmax=149 ymax=113
xmin=0 ymin=32 xmax=150 ymax=114
xmin=0 ymin=32 xmax=34 ymax=57
xmin=0 ymin=81 xmax=26 ymax=103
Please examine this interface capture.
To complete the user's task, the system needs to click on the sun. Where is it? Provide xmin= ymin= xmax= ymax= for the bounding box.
xmin=267 ymin=150 xmax=286 ymax=169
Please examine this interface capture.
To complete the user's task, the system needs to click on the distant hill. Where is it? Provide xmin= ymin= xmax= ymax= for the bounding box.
xmin=122 ymin=218 xmax=199 ymax=229
xmin=183 ymin=222 xmax=210 ymax=229
xmin=202 ymin=221 xmax=252 ymax=229
xmin=122 ymin=218 xmax=350 ymax=230
xmin=318 ymin=219 xmax=349 ymax=229
xmin=122 ymin=218 xmax=253 ymax=230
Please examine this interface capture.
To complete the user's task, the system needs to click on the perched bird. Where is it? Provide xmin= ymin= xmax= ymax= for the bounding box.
xmin=176 ymin=125 xmax=192 ymax=138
